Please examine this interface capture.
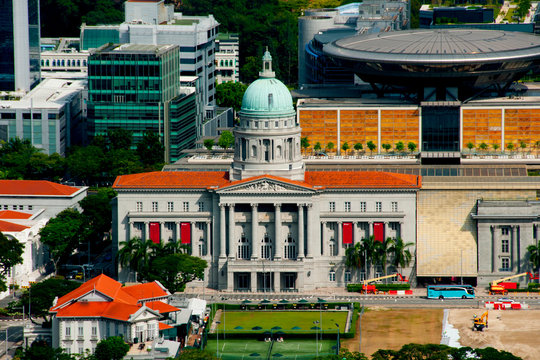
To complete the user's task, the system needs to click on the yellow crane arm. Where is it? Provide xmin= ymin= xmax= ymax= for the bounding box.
xmin=492 ymin=272 xmax=530 ymax=286
xmin=363 ymin=273 xmax=400 ymax=286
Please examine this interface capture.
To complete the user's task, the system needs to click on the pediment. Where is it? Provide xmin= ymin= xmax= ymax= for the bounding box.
xmin=218 ymin=177 xmax=315 ymax=194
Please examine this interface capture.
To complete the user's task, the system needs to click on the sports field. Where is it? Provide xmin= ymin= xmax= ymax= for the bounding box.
xmin=206 ymin=339 xmax=337 ymax=360
xmin=215 ymin=310 xmax=348 ymax=332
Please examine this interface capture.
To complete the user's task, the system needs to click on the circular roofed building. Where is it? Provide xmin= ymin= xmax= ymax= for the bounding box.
xmin=324 ymin=29 xmax=540 ymax=100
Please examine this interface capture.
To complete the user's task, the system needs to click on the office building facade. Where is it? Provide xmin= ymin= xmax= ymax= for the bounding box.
xmin=0 ymin=0 xmax=41 ymax=92
xmin=215 ymin=33 xmax=239 ymax=84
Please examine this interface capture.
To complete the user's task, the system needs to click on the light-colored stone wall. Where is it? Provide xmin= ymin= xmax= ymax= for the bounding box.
xmin=417 ymin=188 xmax=536 ymax=277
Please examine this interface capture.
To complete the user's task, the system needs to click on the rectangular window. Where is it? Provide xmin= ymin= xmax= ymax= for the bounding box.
xmin=345 ymin=271 xmax=352 ymax=283
xmin=136 ymin=202 xmax=142 ymax=212
xmin=167 ymin=202 xmax=174 ymax=212
xmin=152 ymin=201 xmax=158 ymax=212
xmin=391 ymin=202 xmax=398 ymax=212
xmin=3 ymin=205 xmax=7 ymax=210
xmin=198 ymin=201 xmax=204 ymax=212
xmin=183 ymin=201 xmax=189 ymax=212
xmin=329 ymin=202 xmax=335 ymax=212
xmin=28 ymin=205 xmax=33 ymax=210
xmin=12 ymin=205 xmax=17 ymax=210
xmin=360 ymin=202 xmax=366 ymax=212
xmin=329 ymin=271 xmax=336 ymax=282
xmin=65 ymin=325 xmax=71 ymax=337
xmin=376 ymin=202 xmax=382 ymax=212
xmin=78 ymin=346 xmax=83 ymax=354
xmin=501 ymin=227 xmax=509 ymax=235
xmin=502 ymin=239 xmax=509 ymax=253
xmin=78 ymin=325 xmax=83 ymax=337
xmin=344 ymin=202 xmax=351 ymax=212
xmin=92 ymin=325 xmax=97 ymax=337
xmin=19 ymin=205 xmax=23 ymax=210
xmin=502 ymin=257 xmax=510 ymax=271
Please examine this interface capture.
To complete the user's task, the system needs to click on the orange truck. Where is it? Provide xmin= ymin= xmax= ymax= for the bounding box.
xmin=361 ymin=273 xmax=408 ymax=294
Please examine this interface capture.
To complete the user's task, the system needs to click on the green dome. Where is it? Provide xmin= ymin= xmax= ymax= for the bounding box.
xmin=240 ymin=77 xmax=294 ymax=115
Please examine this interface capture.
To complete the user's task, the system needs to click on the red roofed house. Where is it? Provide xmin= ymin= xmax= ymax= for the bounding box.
xmin=112 ymin=53 xmax=421 ymax=292
xmin=50 ymin=274 xmax=181 ymax=356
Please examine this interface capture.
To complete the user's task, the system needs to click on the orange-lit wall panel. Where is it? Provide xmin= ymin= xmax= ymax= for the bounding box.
xmin=380 ymin=110 xmax=419 ymax=149
xmin=504 ymin=109 xmax=540 ymax=150
xmin=462 ymin=109 xmax=502 ymax=150
xmin=340 ymin=110 xmax=378 ymax=149
xmin=299 ymin=110 xmax=338 ymax=150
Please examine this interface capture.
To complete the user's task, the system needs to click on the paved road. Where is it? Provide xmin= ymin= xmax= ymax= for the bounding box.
xmin=0 ymin=321 xmax=24 ymax=360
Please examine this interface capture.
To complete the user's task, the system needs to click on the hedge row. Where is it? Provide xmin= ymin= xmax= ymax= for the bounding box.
xmin=346 ymin=283 xmax=411 ymax=292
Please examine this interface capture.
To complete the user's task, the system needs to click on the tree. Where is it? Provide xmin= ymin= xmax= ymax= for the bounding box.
xmin=203 ymin=139 xmax=214 ymax=151
xmin=389 ymin=237 xmax=414 ymax=275
xmin=179 ymin=349 xmax=218 ymax=360
xmin=395 ymin=141 xmax=404 ymax=153
xmin=354 ymin=142 xmax=363 ymax=154
xmin=527 ymin=243 xmax=540 ymax=282
xmin=345 ymin=242 xmax=366 ymax=282
xmin=517 ymin=0 xmax=531 ymax=18
xmin=374 ymin=238 xmax=394 ymax=279
xmin=361 ymin=236 xmax=377 ymax=279
xmin=215 ymin=82 xmax=248 ymax=112
xmin=66 ymin=145 xmax=105 ymax=186
xmin=18 ymin=278 xmax=80 ymax=322
xmin=105 ymin=148 xmax=143 ymax=179
xmin=117 ymin=237 xmax=156 ymax=281
xmin=301 ymin=136 xmax=310 ymax=154
xmin=0 ymin=232 xmax=24 ymax=292
xmin=367 ymin=141 xmax=376 ymax=155
xmin=14 ymin=340 xmax=75 ymax=360
xmin=466 ymin=142 xmax=475 ymax=153
xmin=535 ymin=140 xmax=540 ymax=155
xmin=318 ymin=349 xmax=368 ymax=360
xmin=79 ymin=188 xmax=117 ymax=245
xmin=326 ymin=142 xmax=335 ymax=152
xmin=314 ymin=142 xmax=322 ymax=152
xmin=217 ymin=130 xmax=235 ymax=150
xmin=341 ymin=142 xmax=350 ymax=155
xmin=107 ymin=128 xmax=132 ymax=151
xmin=94 ymin=336 xmax=130 ymax=360
xmin=136 ymin=130 xmax=165 ymax=168
xmin=39 ymin=208 xmax=87 ymax=273
xmin=519 ymin=140 xmax=528 ymax=153
xmin=382 ymin=143 xmax=391 ymax=153
xmin=148 ymin=253 xmax=207 ymax=292
xmin=407 ymin=142 xmax=417 ymax=154
xmin=507 ymin=142 xmax=515 ymax=152
xmin=492 ymin=143 xmax=500 ymax=152
xmin=479 ymin=142 xmax=488 ymax=152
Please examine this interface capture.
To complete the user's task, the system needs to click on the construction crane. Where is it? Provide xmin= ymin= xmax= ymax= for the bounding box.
xmin=472 ymin=311 xmax=488 ymax=331
xmin=362 ymin=273 xmax=408 ymax=294
xmin=489 ymin=272 xmax=534 ymax=295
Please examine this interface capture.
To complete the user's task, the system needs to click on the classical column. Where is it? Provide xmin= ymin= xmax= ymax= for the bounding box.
xmin=353 ymin=222 xmax=360 ymax=246
xmin=219 ymin=204 xmax=226 ymax=258
xmin=205 ymin=221 xmax=212 ymax=257
xmin=368 ymin=221 xmax=374 ymax=238
xmin=251 ymin=203 xmax=259 ymax=259
xmin=274 ymin=204 xmax=282 ymax=259
xmin=399 ymin=221 xmax=404 ymax=239
xmin=297 ymin=204 xmax=304 ymax=259
xmin=384 ymin=222 xmax=389 ymax=241
xmin=491 ymin=225 xmax=496 ymax=273
xmin=536 ymin=224 xmax=540 ymax=243
xmin=251 ymin=271 xmax=257 ymax=292
xmin=321 ymin=222 xmax=328 ymax=256
xmin=175 ymin=222 xmax=180 ymax=242
xmin=337 ymin=221 xmax=343 ymax=256
xmin=144 ymin=222 xmax=149 ymax=241
xmin=128 ymin=221 xmax=134 ymax=241
xmin=189 ymin=221 xmax=195 ymax=255
xmin=228 ymin=204 xmax=235 ymax=258
xmin=512 ymin=225 xmax=518 ymax=272
xmin=306 ymin=204 xmax=314 ymax=258
xmin=494 ymin=225 xmax=500 ymax=272
xmin=274 ymin=272 xmax=281 ymax=292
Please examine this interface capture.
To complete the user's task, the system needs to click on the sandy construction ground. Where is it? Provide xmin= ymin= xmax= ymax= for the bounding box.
xmin=448 ymin=309 xmax=540 ymax=360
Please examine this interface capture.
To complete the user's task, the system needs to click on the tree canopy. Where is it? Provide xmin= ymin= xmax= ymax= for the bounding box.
xmin=148 ymin=253 xmax=207 ymax=292
xmin=217 ymin=131 xmax=235 ymax=150
xmin=94 ymin=336 xmax=130 ymax=360
xmin=216 ymin=82 xmax=247 ymax=112
xmin=0 ymin=232 xmax=24 ymax=292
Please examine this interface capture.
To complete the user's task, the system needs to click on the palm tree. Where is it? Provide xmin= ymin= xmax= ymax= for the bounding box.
xmin=117 ymin=237 xmax=155 ymax=281
xmin=374 ymin=238 xmax=394 ymax=281
xmin=345 ymin=242 xmax=365 ymax=282
xmin=527 ymin=243 xmax=540 ymax=283
xmin=389 ymin=237 xmax=414 ymax=276
xmin=360 ymin=236 xmax=377 ymax=279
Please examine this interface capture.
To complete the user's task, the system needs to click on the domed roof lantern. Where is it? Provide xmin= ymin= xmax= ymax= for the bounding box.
xmin=260 ymin=47 xmax=275 ymax=78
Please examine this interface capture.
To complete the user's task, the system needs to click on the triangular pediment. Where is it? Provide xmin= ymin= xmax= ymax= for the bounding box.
xmin=217 ymin=176 xmax=316 ymax=194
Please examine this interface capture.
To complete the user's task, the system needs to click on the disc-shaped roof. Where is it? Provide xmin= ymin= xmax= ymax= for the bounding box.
xmin=324 ymin=29 xmax=540 ymax=64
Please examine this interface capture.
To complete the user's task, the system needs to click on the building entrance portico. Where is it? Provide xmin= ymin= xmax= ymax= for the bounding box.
xmin=233 ymin=271 xmax=299 ymax=292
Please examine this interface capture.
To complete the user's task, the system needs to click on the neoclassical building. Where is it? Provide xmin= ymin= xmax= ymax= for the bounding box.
xmin=112 ymin=52 xmax=421 ymax=291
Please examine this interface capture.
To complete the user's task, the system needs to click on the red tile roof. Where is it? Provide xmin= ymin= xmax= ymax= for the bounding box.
xmin=0 ymin=210 xmax=33 ymax=219
xmin=145 ymin=301 xmax=180 ymax=314
xmin=0 ymin=220 xmax=29 ymax=232
xmin=304 ymin=171 xmax=421 ymax=189
xmin=55 ymin=301 xmax=142 ymax=321
xmin=113 ymin=171 xmax=230 ymax=189
xmin=122 ymin=282 xmax=169 ymax=300
xmin=159 ymin=322 xmax=174 ymax=330
xmin=0 ymin=180 xmax=82 ymax=196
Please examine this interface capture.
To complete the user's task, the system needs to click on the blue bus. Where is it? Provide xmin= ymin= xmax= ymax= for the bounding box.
xmin=427 ymin=285 xmax=475 ymax=299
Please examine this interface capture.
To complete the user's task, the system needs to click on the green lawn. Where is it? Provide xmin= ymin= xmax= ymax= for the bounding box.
xmin=206 ymin=339 xmax=337 ymax=360
xmin=215 ymin=311 xmax=348 ymax=333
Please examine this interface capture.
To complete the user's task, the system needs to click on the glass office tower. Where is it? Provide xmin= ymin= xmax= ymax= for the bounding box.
xmin=0 ymin=0 xmax=40 ymax=92
xmin=87 ymin=44 xmax=197 ymax=162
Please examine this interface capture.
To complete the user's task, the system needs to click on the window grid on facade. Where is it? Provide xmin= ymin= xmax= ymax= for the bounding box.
xmin=344 ymin=202 xmax=351 ymax=212
xmin=167 ymin=202 xmax=174 ymax=212
xmin=376 ymin=202 xmax=382 ymax=212
xmin=502 ymin=257 xmax=510 ymax=271
xmin=237 ymin=234 xmax=250 ymax=260
xmin=284 ymin=234 xmax=297 ymax=260
xmin=261 ymin=233 xmax=272 ymax=260
xmin=329 ymin=270 xmax=336 ymax=282
xmin=183 ymin=201 xmax=189 ymax=212
xmin=78 ymin=325 xmax=83 ymax=337
xmin=345 ymin=271 xmax=352 ymax=283
xmin=391 ymin=201 xmax=398 ymax=212
xmin=329 ymin=202 xmax=335 ymax=212
xmin=360 ymin=202 xmax=366 ymax=212
xmin=152 ymin=201 xmax=158 ymax=212
xmin=136 ymin=202 xmax=142 ymax=212
xmin=92 ymin=325 xmax=97 ymax=337
xmin=501 ymin=239 xmax=509 ymax=253
xmin=501 ymin=227 xmax=509 ymax=235
xmin=198 ymin=201 xmax=204 ymax=212
xmin=65 ymin=325 xmax=71 ymax=337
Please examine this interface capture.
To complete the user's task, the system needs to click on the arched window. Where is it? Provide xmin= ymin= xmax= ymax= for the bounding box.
xmin=61 ymin=59 xmax=65 ymax=66
xmin=261 ymin=233 xmax=272 ymax=259
xmin=83 ymin=60 xmax=87 ymax=66
xmin=284 ymin=233 xmax=296 ymax=260
xmin=46 ymin=60 xmax=49 ymax=66
xmin=251 ymin=145 xmax=257 ymax=158
xmin=237 ymin=233 xmax=250 ymax=259
xmin=52 ymin=60 xmax=56 ymax=66
xmin=67 ymin=60 xmax=71 ymax=66
xmin=276 ymin=145 xmax=282 ymax=158
xmin=77 ymin=59 xmax=81 ymax=66
xmin=220 ymin=60 xmax=223 ymax=66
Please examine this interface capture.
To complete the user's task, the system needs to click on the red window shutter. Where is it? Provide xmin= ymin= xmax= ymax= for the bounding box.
xmin=342 ymin=222 xmax=353 ymax=244
xmin=181 ymin=222 xmax=191 ymax=244
xmin=374 ymin=222 xmax=384 ymax=242
xmin=149 ymin=222 xmax=160 ymax=244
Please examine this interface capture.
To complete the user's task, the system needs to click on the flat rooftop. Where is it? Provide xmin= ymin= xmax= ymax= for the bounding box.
xmin=0 ymin=78 xmax=86 ymax=109
xmin=92 ymin=43 xmax=177 ymax=55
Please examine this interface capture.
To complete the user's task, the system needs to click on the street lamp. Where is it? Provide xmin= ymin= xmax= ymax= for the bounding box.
xmin=335 ymin=323 xmax=340 ymax=355
xmin=313 ymin=320 xmax=319 ymax=358
xmin=216 ymin=320 xmax=221 ymax=359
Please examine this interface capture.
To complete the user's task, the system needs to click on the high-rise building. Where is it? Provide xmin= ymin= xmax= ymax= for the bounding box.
xmin=87 ymin=44 xmax=197 ymax=162
xmin=0 ymin=0 xmax=41 ymax=92
xmin=215 ymin=33 xmax=239 ymax=84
